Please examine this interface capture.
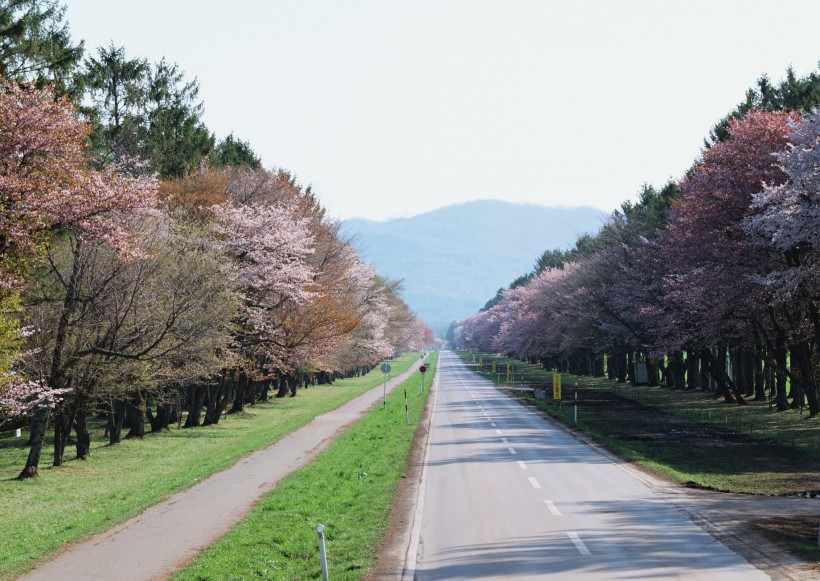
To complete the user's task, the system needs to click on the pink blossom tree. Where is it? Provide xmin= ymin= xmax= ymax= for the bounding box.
xmin=658 ymin=109 xmax=796 ymax=405
xmin=0 ymin=79 xmax=158 ymax=477
xmin=745 ymin=108 xmax=820 ymax=415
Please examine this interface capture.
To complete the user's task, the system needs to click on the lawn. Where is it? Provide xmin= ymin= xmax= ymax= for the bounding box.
xmin=174 ymin=353 xmax=437 ymax=581
xmin=0 ymin=352 xmax=421 ymax=581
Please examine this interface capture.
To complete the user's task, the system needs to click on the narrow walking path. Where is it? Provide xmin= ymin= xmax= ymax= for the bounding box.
xmin=21 ymin=360 xmax=424 ymax=581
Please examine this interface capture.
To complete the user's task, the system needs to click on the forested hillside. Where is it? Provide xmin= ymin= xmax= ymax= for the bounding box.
xmin=342 ymin=201 xmax=606 ymax=335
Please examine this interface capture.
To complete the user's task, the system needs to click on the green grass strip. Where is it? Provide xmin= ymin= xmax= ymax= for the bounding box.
xmin=0 ymin=353 xmax=420 ymax=581
xmin=175 ymin=353 xmax=437 ymax=581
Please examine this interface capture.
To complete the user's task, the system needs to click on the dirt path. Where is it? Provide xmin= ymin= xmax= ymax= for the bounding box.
xmin=20 ymin=360 xmax=424 ymax=581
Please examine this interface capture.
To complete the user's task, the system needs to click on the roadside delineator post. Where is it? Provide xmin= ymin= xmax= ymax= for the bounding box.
xmin=574 ymin=386 xmax=579 ymax=424
xmin=317 ymin=524 xmax=329 ymax=581
xmin=405 ymin=388 xmax=409 ymax=424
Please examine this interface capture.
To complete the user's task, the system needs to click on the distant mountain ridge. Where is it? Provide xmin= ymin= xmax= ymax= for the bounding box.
xmin=341 ymin=200 xmax=607 ymax=336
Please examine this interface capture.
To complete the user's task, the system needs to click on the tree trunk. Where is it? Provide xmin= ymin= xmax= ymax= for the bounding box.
xmin=52 ymin=404 xmax=76 ymax=467
xmin=793 ymin=342 xmax=819 ymax=417
xmin=276 ymin=374 xmax=290 ymax=398
xmin=204 ymin=373 xmax=232 ymax=426
xmin=20 ymin=235 xmax=85 ymax=477
xmin=18 ymin=408 xmax=50 ymax=479
xmin=124 ymin=391 xmax=146 ymax=439
xmin=74 ymin=404 xmax=91 ymax=460
xmin=686 ymin=351 xmax=700 ymax=390
xmin=108 ymin=399 xmax=126 ymax=444
xmin=753 ymin=345 xmax=766 ymax=401
xmin=258 ymin=380 xmax=270 ymax=402
xmin=229 ymin=373 xmax=247 ymax=413
xmin=701 ymin=348 xmax=745 ymax=404
xmin=184 ymin=384 xmax=205 ymax=427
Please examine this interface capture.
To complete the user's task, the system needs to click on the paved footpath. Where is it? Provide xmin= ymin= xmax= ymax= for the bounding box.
xmin=22 ymin=358 xmax=425 ymax=581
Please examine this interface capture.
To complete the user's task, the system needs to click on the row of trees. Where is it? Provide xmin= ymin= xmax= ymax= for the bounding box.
xmin=0 ymin=1 xmax=433 ymax=478
xmin=455 ymin=69 xmax=819 ymax=416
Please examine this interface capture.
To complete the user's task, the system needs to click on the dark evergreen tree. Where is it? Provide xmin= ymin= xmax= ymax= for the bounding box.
xmin=210 ymin=133 xmax=262 ymax=169
xmin=0 ymin=0 xmax=83 ymax=89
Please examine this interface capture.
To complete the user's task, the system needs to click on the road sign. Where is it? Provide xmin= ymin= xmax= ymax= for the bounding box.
xmin=380 ymin=363 xmax=391 ymax=374
xmin=419 ymin=365 xmax=427 ymax=373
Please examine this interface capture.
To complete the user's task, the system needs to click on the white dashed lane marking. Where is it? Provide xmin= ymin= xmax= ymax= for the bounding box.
xmin=567 ymin=532 xmax=591 ymax=555
xmin=544 ymin=500 xmax=561 ymax=516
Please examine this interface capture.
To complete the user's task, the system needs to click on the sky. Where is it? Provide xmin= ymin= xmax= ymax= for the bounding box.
xmin=65 ymin=0 xmax=820 ymax=222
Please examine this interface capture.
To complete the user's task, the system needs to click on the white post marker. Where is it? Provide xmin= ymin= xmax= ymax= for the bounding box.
xmin=574 ymin=388 xmax=578 ymax=423
xmin=380 ymin=363 xmax=391 ymax=409
xmin=317 ymin=524 xmax=329 ymax=581
xmin=16 ymin=428 xmax=21 ymax=438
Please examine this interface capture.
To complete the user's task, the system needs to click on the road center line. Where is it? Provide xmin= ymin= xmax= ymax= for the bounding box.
xmin=567 ymin=532 xmax=592 ymax=555
xmin=508 ymin=447 xmax=517 ymax=455
xmin=517 ymin=461 xmax=527 ymax=470
xmin=490 ymin=422 xmax=496 ymax=427
xmin=495 ymin=429 xmax=503 ymax=435
xmin=501 ymin=437 xmax=508 ymax=443
xmin=544 ymin=500 xmax=561 ymax=515
xmin=528 ymin=477 xmax=541 ymax=489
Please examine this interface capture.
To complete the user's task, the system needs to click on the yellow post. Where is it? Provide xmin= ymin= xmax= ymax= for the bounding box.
xmin=506 ymin=364 xmax=511 ymax=382
xmin=491 ymin=360 xmax=496 ymax=373
xmin=553 ymin=373 xmax=562 ymax=401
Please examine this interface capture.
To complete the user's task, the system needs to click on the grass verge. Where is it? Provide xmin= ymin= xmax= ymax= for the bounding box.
xmin=174 ymin=352 xmax=437 ymax=581
xmin=0 ymin=353 xmax=420 ymax=581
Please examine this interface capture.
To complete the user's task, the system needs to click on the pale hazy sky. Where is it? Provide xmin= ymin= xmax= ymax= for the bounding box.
xmin=65 ymin=0 xmax=820 ymax=221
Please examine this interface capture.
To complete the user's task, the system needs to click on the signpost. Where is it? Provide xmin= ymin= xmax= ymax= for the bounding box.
xmin=380 ymin=363 xmax=391 ymax=409
xmin=419 ymin=364 xmax=428 ymax=393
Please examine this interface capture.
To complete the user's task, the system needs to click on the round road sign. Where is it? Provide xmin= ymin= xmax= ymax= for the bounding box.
xmin=420 ymin=365 xmax=428 ymax=373
xmin=380 ymin=363 xmax=391 ymax=374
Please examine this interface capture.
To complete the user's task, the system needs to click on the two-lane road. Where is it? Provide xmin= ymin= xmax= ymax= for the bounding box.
xmin=411 ymin=351 xmax=769 ymax=580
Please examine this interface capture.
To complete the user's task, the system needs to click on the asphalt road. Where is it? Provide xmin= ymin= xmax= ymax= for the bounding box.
xmin=411 ymin=351 xmax=771 ymax=580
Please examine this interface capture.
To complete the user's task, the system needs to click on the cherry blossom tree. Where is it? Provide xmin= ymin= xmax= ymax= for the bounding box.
xmin=0 ymin=79 xmax=158 ymax=478
xmin=745 ymin=108 xmax=820 ymax=415
xmin=658 ymin=109 xmax=796 ymax=404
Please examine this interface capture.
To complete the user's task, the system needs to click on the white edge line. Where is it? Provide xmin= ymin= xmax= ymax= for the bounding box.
xmin=544 ymin=500 xmax=561 ymax=515
xmin=567 ymin=532 xmax=591 ymax=555
xmin=528 ymin=477 xmax=542 ymax=489
xmin=403 ymin=356 xmax=441 ymax=579
xmin=517 ymin=460 xmax=527 ymax=470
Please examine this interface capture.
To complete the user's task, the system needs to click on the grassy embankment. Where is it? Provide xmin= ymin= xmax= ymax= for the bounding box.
xmin=175 ymin=352 xmax=437 ymax=581
xmin=461 ymin=352 xmax=820 ymax=561
xmin=0 ymin=352 xmax=421 ymax=581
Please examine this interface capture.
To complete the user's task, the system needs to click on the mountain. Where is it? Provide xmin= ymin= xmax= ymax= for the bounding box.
xmin=341 ymin=200 xmax=607 ymax=336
